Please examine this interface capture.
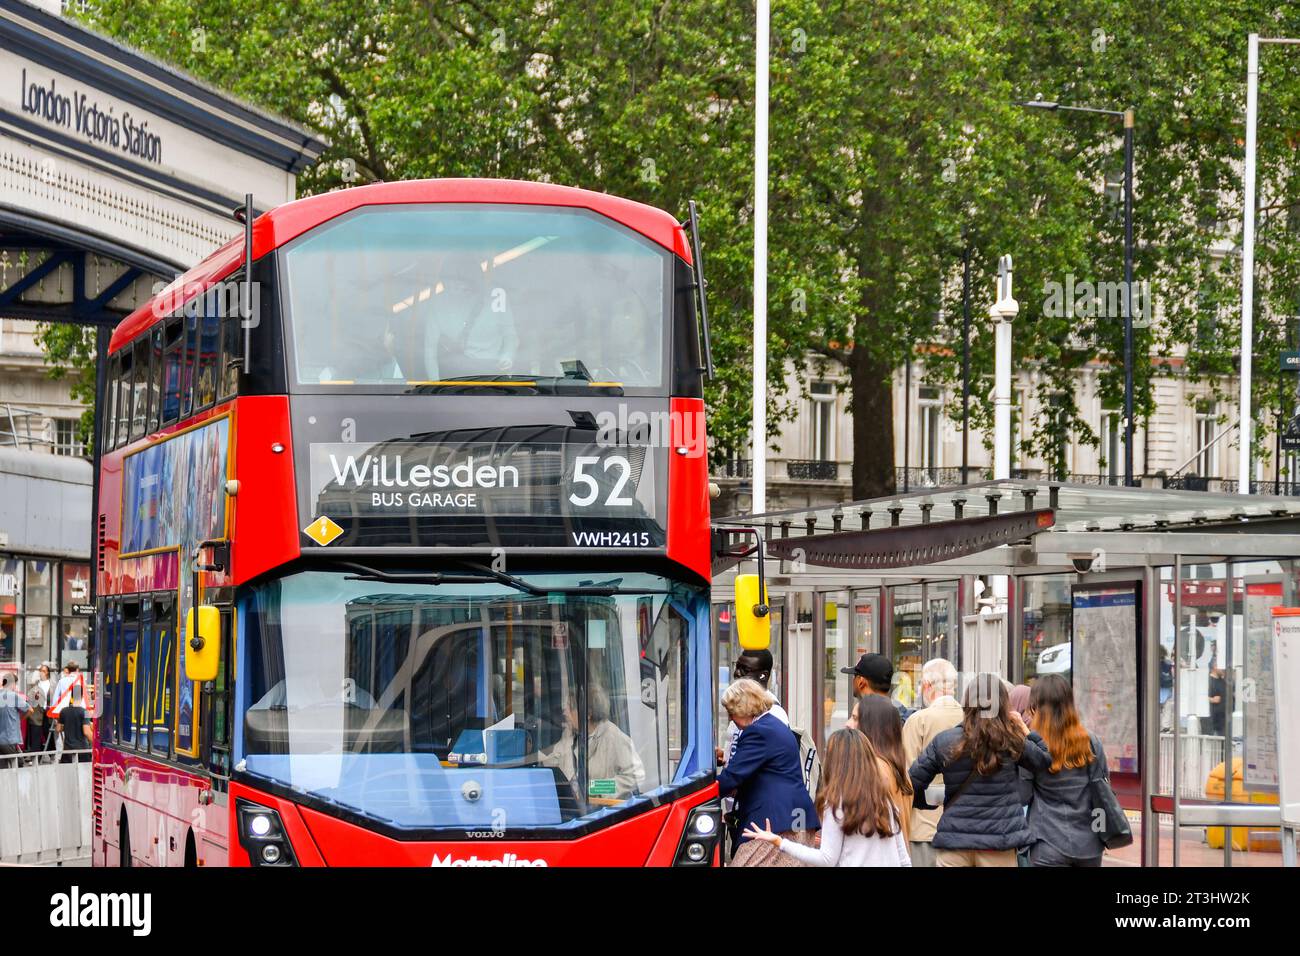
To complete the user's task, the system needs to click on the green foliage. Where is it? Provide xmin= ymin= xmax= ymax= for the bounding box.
xmin=33 ymin=322 xmax=96 ymax=454
xmin=58 ymin=1 xmax=1300 ymax=491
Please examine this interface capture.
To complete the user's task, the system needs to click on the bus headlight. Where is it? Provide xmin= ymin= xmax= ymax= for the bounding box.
xmin=674 ymin=802 xmax=721 ymax=867
xmin=236 ymin=799 xmax=298 ymax=867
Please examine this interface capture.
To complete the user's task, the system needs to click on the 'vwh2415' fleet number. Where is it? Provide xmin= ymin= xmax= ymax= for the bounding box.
xmin=571 ymin=531 xmax=652 ymax=547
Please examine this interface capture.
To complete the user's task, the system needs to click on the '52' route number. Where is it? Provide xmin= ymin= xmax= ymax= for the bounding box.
xmin=569 ymin=455 xmax=634 ymax=507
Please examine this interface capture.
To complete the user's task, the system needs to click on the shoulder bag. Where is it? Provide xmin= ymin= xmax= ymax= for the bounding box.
xmin=1087 ymin=738 xmax=1133 ymax=849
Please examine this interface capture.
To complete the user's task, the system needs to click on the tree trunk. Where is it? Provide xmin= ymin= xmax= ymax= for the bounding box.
xmin=850 ymin=346 xmax=897 ymax=500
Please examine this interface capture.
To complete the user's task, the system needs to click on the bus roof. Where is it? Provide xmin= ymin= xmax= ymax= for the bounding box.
xmin=110 ymin=179 xmax=694 ymax=353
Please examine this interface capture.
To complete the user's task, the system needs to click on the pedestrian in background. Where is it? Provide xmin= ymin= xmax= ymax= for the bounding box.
xmin=1159 ymin=646 xmax=1175 ymax=733
xmin=842 ymin=652 xmax=914 ymax=723
xmin=1006 ymin=682 xmax=1035 ymax=865
xmin=852 ymin=693 xmax=914 ymax=842
xmin=901 ymin=658 xmax=963 ymax=866
xmin=49 ymin=661 xmax=82 ymax=718
xmin=57 ymin=683 xmax=92 ymax=764
xmin=909 ymin=672 xmax=1051 ymax=867
xmin=1024 ymin=674 xmax=1108 ymax=867
xmin=26 ymin=663 xmax=51 ymax=756
xmin=744 ymin=728 xmax=910 ymax=867
xmin=720 ymin=648 xmax=790 ymax=764
xmin=1008 ymin=684 xmax=1032 ymax=719
xmin=0 ymin=673 xmax=30 ymax=760
xmin=1207 ymin=665 xmax=1227 ymax=739
xmin=717 ymin=678 xmax=819 ymax=866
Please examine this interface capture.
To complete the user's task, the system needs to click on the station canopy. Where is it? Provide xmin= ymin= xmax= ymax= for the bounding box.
xmin=714 ymin=480 xmax=1300 ymax=580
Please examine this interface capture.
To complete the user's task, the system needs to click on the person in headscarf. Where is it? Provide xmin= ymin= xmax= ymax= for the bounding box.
xmin=1008 ymin=684 xmax=1033 ymax=721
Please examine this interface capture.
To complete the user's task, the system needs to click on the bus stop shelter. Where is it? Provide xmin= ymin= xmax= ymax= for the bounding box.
xmin=712 ymin=479 xmax=1300 ymax=868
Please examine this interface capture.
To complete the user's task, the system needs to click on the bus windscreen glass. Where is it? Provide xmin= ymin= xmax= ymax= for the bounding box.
xmin=282 ymin=204 xmax=670 ymax=393
xmin=236 ymin=570 xmax=707 ymax=831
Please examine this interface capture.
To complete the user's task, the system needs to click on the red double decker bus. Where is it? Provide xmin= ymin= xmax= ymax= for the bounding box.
xmin=91 ymin=179 xmax=721 ymax=866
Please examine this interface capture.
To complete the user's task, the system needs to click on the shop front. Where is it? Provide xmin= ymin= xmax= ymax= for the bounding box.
xmin=0 ymin=446 xmax=91 ymax=689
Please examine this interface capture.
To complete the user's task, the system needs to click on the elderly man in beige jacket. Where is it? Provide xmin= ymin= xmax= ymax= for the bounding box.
xmin=902 ymin=658 xmax=963 ymax=867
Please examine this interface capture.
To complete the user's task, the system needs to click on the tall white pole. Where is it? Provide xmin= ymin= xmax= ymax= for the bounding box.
xmin=1239 ymin=33 xmax=1259 ymax=496
xmin=994 ymin=322 xmax=1013 ymax=480
xmin=991 ymin=255 xmax=1019 ymax=481
xmin=751 ymin=0 xmax=770 ymax=514
xmin=989 ymin=256 xmax=1017 ymax=615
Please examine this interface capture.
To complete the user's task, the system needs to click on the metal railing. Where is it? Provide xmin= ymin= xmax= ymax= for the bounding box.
xmin=0 ymin=749 xmax=93 ymax=866
xmin=1214 ymin=478 xmax=1300 ymax=496
xmin=896 ymin=466 xmax=969 ymax=489
xmin=714 ymin=459 xmax=752 ymax=479
xmin=787 ymin=459 xmax=838 ymax=481
xmin=0 ymin=403 xmax=54 ymax=450
xmin=1155 ymin=733 xmax=1232 ymax=801
xmin=711 ymin=459 xmax=1300 ymax=497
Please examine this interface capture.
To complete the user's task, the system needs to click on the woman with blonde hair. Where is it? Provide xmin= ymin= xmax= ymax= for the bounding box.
xmin=1025 ymin=674 xmax=1108 ymax=866
xmin=717 ymin=678 xmax=819 ymax=866
xmin=745 ymin=728 xmax=910 ymax=867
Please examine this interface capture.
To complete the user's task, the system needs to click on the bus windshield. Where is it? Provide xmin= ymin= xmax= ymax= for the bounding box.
xmin=281 ymin=204 xmax=671 ymax=393
xmin=235 ymin=570 xmax=706 ymax=831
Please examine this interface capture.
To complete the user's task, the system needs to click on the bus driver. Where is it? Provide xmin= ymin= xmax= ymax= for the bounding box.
xmin=540 ymin=686 xmax=646 ymax=800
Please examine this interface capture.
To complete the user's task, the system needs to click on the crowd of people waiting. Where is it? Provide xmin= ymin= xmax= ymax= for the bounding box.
xmin=0 ymin=661 xmax=91 ymax=765
xmin=716 ymin=650 xmax=1122 ymax=867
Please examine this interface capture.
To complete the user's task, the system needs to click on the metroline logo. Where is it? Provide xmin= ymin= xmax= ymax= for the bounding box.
xmin=431 ymin=852 xmax=549 ymax=867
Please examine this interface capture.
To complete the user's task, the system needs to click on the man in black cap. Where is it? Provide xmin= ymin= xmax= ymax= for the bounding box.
xmin=842 ymin=652 xmax=913 ymax=723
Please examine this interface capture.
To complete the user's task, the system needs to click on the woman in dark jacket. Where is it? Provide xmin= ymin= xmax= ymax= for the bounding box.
xmin=1024 ymin=674 xmax=1108 ymax=866
xmin=909 ymin=672 xmax=1051 ymax=866
xmin=717 ymin=678 xmax=819 ymax=866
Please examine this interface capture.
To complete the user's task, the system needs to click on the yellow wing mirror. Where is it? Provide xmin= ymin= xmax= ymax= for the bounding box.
xmin=734 ymin=573 xmax=770 ymax=650
xmin=184 ymin=605 xmax=221 ymax=682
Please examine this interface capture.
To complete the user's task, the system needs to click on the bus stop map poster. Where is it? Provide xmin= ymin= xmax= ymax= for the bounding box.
xmin=1072 ymin=587 xmax=1139 ymax=774
xmin=1244 ymin=578 xmax=1283 ymax=790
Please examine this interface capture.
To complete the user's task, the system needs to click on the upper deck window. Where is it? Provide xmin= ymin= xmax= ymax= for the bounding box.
xmin=281 ymin=204 xmax=671 ymax=394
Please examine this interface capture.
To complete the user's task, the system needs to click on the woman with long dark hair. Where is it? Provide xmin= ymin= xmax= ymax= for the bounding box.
xmin=744 ymin=729 xmax=910 ymax=867
xmin=851 ymin=694 xmax=914 ymax=842
xmin=909 ymin=672 xmax=1052 ymax=867
xmin=1025 ymin=674 xmax=1108 ymax=866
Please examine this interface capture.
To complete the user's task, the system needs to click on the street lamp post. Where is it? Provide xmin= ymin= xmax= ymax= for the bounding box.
xmin=1021 ymin=99 xmax=1136 ymax=486
xmin=961 ymin=226 xmax=972 ymax=484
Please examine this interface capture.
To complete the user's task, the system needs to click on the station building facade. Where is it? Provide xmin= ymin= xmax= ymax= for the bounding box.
xmin=0 ymin=0 xmax=323 ymax=685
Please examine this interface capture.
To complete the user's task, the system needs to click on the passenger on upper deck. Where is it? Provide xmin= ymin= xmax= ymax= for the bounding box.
xmin=421 ymin=251 xmax=518 ymax=381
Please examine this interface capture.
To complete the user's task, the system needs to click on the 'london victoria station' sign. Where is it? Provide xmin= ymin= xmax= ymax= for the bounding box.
xmin=19 ymin=67 xmax=164 ymax=165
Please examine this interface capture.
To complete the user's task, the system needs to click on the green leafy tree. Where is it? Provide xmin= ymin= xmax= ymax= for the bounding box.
xmin=33 ymin=323 xmax=97 ymax=453
xmin=59 ymin=0 xmax=1300 ymax=496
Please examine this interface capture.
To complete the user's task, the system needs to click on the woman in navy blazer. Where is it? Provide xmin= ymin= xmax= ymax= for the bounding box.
xmin=717 ymin=679 xmax=819 ymax=866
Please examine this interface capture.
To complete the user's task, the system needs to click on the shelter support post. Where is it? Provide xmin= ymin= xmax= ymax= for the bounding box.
xmin=1142 ymin=564 xmax=1162 ymax=867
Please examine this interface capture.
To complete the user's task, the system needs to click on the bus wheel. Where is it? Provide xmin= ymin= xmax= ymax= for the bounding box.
xmin=185 ymin=832 xmax=197 ymax=867
xmin=119 ymin=815 xmax=132 ymax=868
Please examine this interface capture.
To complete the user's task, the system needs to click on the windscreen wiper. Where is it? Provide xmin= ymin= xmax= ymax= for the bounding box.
xmin=406 ymin=375 xmax=621 ymax=393
xmin=453 ymin=561 xmax=670 ymax=597
xmin=338 ymin=561 xmax=669 ymax=597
